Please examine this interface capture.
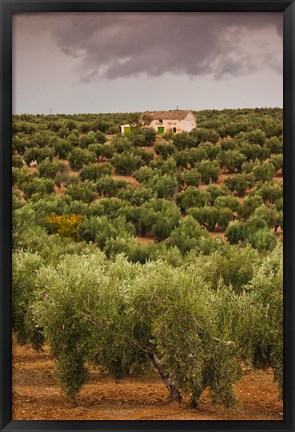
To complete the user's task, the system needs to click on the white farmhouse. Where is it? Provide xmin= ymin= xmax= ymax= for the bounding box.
xmin=120 ymin=124 xmax=131 ymax=135
xmin=140 ymin=110 xmax=196 ymax=134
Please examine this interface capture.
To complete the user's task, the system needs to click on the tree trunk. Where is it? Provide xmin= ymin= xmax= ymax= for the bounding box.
xmin=188 ymin=390 xmax=202 ymax=408
xmin=146 ymin=349 xmax=181 ymax=403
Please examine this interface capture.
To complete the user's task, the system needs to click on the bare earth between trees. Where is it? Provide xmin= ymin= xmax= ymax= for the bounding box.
xmin=13 ymin=339 xmax=283 ymax=421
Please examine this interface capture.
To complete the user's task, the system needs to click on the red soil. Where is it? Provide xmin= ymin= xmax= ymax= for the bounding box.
xmin=12 ymin=340 xmax=283 ymax=421
xmin=136 ymin=235 xmax=155 ymax=244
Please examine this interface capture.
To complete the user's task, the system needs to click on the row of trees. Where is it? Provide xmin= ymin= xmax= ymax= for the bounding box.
xmin=14 ymin=132 xmax=282 ymax=176
xmin=13 ymin=184 xmax=282 ymax=255
xmin=12 ymin=243 xmax=282 ymax=405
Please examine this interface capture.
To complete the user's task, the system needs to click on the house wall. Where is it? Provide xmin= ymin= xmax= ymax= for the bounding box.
xmin=148 ymin=113 xmax=196 ymax=134
xmin=120 ymin=125 xmax=131 ymax=135
xmin=180 ymin=112 xmax=197 ymax=132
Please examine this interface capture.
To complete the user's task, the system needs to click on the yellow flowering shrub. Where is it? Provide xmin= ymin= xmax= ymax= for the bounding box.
xmin=46 ymin=213 xmax=84 ymax=240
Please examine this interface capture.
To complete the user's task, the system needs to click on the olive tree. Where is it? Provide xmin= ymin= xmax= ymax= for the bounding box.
xmin=168 ymin=216 xmax=208 ymax=254
xmin=68 ymin=148 xmax=96 ymax=171
xmin=196 ymin=160 xmax=220 ymax=184
xmin=176 ymin=187 xmax=211 ymax=212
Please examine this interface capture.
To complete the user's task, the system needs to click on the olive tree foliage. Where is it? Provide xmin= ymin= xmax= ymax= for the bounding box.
xmin=195 ymin=244 xmax=261 ymax=293
xmin=13 ymin=245 xmax=283 ymax=404
xmin=103 ymin=236 xmax=155 ymax=263
xmin=191 ymin=127 xmax=220 ymax=145
xmin=224 ymin=174 xmax=254 ymax=197
xmin=89 ymin=143 xmax=115 ymax=160
xmin=134 ymin=148 xmax=153 ymax=166
xmin=217 ymin=150 xmax=246 ymax=173
xmin=174 ymin=149 xmax=205 ymax=168
xmin=112 ymin=151 xmax=143 ymax=175
xmin=128 ymin=128 xmax=156 ymax=147
xmin=130 ymin=185 xmax=155 ymax=206
xmin=188 ymin=206 xmax=233 ymax=231
xmin=154 ymin=142 xmax=176 ymax=159
xmin=225 ymin=217 xmax=277 ymax=251
xmin=23 ymin=147 xmax=55 ymax=165
xmin=255 ymin=182 xmax=283 ymax=206
xmin=147 ymin=174 xmax=178 ymax=198
xmin=173 ymin=132 xmax=197 ymax=150
xmin=13 ymin=133 xmax=32 ymax=155
xmin=168 ymin=216 xmax=209 ymax=254
xmin=38 ymin=158 xmax=68 ymax=180
xmin=77 ymin=215 xmax=135 ymax=248
xmin=206 ymin=184 xmax=230 ymax=206
xmin=53 ymin=138 xmax=73 ymax=159
xmin=269 ymin=154 xmax=283 ymax=172
xmin=265 ymin=136 xmax=283 ymax=154
xmin=253 ymin=204 xmax=280 ymax=230
xmin=16 ymin=253 xmax=240 ymax=405
xmin=214 ymin=195 xmax=240 ymax=212
xmin=12 ymin=109 xmax=283 ymax=405
xmin=88 ymin=197 xmax=128 ymax=219
xmin=79 ymin=163 xmax=112 ymax=181
xmin=68 ymin=148 xmax=96 ymax=170
xmin=79 ymin=130 xmax=106 ymax=147
xmin=135 ymin=199 xmax=180 ymax=241
xmin=96 ymin=176 xmax=129 ymax=198
xmin=238 ymin=195 xmax=264 ymax=220
xmin=112 ymin=136 xmax=132 ymax=153
xmin=12 ymin=252 xmax=45 ymax=350
xmin=209 ymin=244 xmax=283 ymax=396
xmin=134 ymin=166 xmax=156 ymax=183
xmin=22 ymin=177 xmax=55 ymax=200
xmin=12 ymin=154 xmax=24 ymax=168
xmin=224 ymin=221 xmax=245 ymax=244
xmin=150 ymin=157 xmax=177 ymax=175
xmin=198 ymin=142 xmax=221 ymax=161
xmin=219 ymin=137 xmax=238 ymax=151
xmin=176 ymin=187 xmax=211 ymax=212
xmin=243 ymin=217 xmax=277 ymax=251
xmin=236 ymin=129 xmax=266 ymax=146
xmin=65 ymin=181 xmax=97 ymax=203
xmin=182 ymin=169 xmax=202 ymax=187
xmin=195 ymin=160 xmax=220 ymax=184
xmin=238 ymin=142 xmax=264 ymax=162
xmin=252 ymin=161 xmax=276 ymax=182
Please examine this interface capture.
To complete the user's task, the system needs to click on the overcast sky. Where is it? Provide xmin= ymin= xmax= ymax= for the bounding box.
xmin=13 ymin=12 xmax=283 ymax=115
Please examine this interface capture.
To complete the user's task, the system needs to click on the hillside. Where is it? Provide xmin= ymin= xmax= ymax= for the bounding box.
xmin=12 ymin=108 xmax=283 ymax=420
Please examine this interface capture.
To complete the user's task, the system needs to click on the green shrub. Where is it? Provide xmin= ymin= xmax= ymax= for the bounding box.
xmin=196 ymin=160 xmax=219 ymax=184
xmin=68 ymin=148 xmax=96 ymax=170
xmin=168 ymin=216 xmax=208 ymax=254
xmin=112 ymin=152 xmax=143 ymax=175
xmin=65 ymin=181 xmax=97 ymax=203
xmin=79 ymin=163 xmax=112 ymax=181
xmin=176 ymin=187 xmax=211 ymax=211
xmin=154 ymin=142 xmax=176 ymax=159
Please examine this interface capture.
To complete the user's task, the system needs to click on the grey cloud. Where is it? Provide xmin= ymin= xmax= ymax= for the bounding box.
xmin=17 ymin=12 xmax=283 ymax=82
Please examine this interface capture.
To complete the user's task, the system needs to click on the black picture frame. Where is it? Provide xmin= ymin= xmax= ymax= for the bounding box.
xmin=0 ymin=1 xmax=294 ymax=431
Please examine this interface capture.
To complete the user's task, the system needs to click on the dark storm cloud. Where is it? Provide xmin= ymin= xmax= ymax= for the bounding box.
xmin=48 ymin=12 xmax=282 ymax=82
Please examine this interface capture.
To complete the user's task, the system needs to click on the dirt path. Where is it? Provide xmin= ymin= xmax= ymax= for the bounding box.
xmin=12 ymin=340 xmax=283 ymax=421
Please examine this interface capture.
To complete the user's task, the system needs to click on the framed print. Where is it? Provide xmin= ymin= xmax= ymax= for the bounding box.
xmin=1 ymin=1 xmax=294 ymax=431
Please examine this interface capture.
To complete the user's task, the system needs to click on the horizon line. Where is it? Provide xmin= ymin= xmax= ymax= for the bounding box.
xmin=12 ymin=106 xmax=283 ymax=116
